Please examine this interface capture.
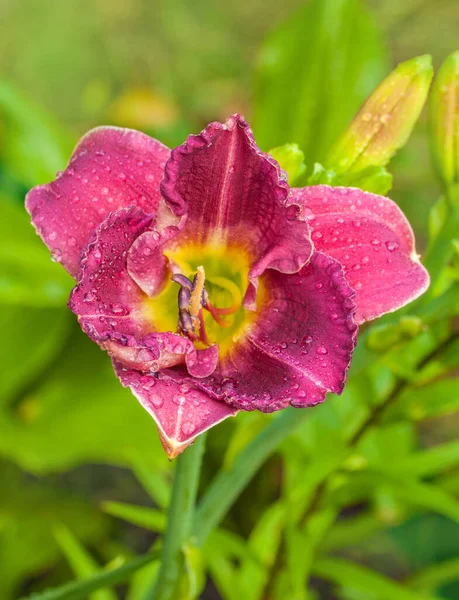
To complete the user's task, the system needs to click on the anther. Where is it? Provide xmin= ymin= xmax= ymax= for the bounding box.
xmin=189 ymin=266 xmax=206 ymax=320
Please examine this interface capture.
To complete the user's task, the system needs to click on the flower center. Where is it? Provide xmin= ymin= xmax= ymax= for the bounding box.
xmin=143 ymin=243 xmax=257 ymax=355
xmin=172 ymin=266 xmax=239 ymax=346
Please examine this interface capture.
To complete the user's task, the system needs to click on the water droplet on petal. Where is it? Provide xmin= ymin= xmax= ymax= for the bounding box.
xmin=181 ymin=421 xmax=197 ymax=436
xmin=51 ymin=249 xmax=62 ymax=262
xmin=385 ymin=241 xmax=399 ymax=252
xmin=111 ymin=303 xmax=125 ymax=315
xmin=317 ymin=346 xmax=328 ymax=355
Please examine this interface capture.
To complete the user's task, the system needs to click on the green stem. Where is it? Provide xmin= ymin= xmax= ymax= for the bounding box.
xmin=146 ymin=434 xmax=206 ymax=600
xmin=192 ymin=407 xmax=308 ymax=546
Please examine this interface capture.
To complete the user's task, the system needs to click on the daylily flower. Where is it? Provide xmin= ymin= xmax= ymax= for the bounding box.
xmin=26 ymin=115 xmax=429 ymax=458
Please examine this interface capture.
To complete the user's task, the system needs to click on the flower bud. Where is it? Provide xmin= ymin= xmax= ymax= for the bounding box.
xmin=430 ymin=50 xmax=459 ymax=188
xmin=326 ymin=55 xmax=433 ymax=174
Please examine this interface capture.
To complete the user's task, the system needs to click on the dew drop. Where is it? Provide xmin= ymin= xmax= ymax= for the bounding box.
xmin=317 ymin=346 xmax=328 ymax=355
xmin=111 ymin=303 xmax=125 ymax=315
xmin=385 ymin=241 xmax=399 ymax=252
xmin=181 ymin=421 xmax=197 ymax=436
xmin=51 ymin=249 xmax=62 ymax=262
xmin=151 ymin=395 xmax=164 ymax=409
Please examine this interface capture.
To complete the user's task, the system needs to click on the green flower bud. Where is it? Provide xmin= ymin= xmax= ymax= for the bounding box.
xmin=326 ymin=55 xmax=433 ymax=175
xmin=430 ymin=50 xmax=459 ymax=188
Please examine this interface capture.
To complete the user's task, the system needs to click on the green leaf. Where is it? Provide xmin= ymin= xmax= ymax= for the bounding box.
xmin=0 ymin=80 xmax=73 ymax=186
xmin=307 ymin=163 xmax=339 ymax=186
xmin=312 ymin=556 xmax=441 ymax=600
xmin=0 ymin=306 xmax=71 ymax=406
xmin=0 ymin=199 xmax=73 ymax=307
xmin=387 ymin=378 xmax=459 ymax=422
xmin=408 ymin=558 xmax=459 ymax=594
xmin=366 ymin=317 xmax=425 ymax=353
xmin=268 ymin=143 xmax=306 ymax=184
xmin=129 ymin=453 xmax=170 ymax=508
xmin=395 ymin=440 xmax=459 ymax=478
xmin=20 ymin=552 xmax=160 ymax=600
xmin=388 ymin=478 xmax=459 ymax=523
xmin=0 ymin=328 xmax=169 ymax=473
xmin=53 ymin=524 xmax=117 ymax=600
xmin=0 ymin=462 xmax=106 ymax=600
xmin=252 ymin=0 xmax=388 ymax=165
xmin=238 ymin=502 xmax=285 ymax=600
xmin=338 ymin=165 xmax=393 ymax=195
xmin=193 ymin=408 xmax=308 ymax=546
xmin=286 ymin=508 xmax=337 ymax=599
xmin=102 ymin=502 xmax=166 ymax=533
xmin=126 ymin=562 xmax=159 ymax=600
xmin=320 ymin=511 xmax=385 ymax=552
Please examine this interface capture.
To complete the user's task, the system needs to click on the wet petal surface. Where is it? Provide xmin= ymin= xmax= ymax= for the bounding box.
xmin=69 ymin=207 xmax=215 ymax=375
xmin=26 ymin=126 xmax=170 ymax=277
xmin=160 ymin=114 xmax=312 ymax=281
xmin=292 ymin=185 xmax=430 ymax=323
xmin=174 ymin=253 xmax=357 ymax=412
xmin=113 ymin=361 xmax=238 ymax=458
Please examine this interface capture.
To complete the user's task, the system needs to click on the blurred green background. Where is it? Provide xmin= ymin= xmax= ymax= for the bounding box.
xmin=1 ymin=1 xmax=459 ymax=599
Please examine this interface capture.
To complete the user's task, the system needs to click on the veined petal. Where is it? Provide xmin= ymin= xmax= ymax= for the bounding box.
xmin=160 ymin=114 xmax=312 ymax=278
xmin=69 ymin=207 xmax=217 ymax=376
xmin=113 ymin=362 xmax=238 ymax=458
xmin=178 ymin=253 xmax=357 ymax=412
xmin=26 ymin=126 xmax=170 ymax=278
xmin=292 ymin=185 xmax=430 ymax=323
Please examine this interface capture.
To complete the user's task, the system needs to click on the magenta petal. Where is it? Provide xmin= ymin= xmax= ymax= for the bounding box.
xmin=127 ymin=229 xmax=175 ymax=297
xmin=187 ymin=252 xmax=357 ymax=412
xmin=67 ymin=208 xmax=174 ymax=370
xmin=292 ymin=185 xmax=430 ymax=323
xmin=160 ymin=114 xmax=312 ymax=276
xmin=113 ymin=361 xmax=238 ymax=458
xmin=26 ymin=127 xmax=170 ymax=278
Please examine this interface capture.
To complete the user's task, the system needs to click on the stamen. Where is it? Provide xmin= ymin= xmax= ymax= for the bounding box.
xmin=172 ymin=265 xmax=240 ymax=345
xmin=171 ymin=273 xmax=193 ymax=290
xmin=189 ymin=266 xmax=206 ymax=319
xmin=198 ymin=310 xmax=210 ymax=345
xmin=206 ymin=302 xmax=234 ymax=328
